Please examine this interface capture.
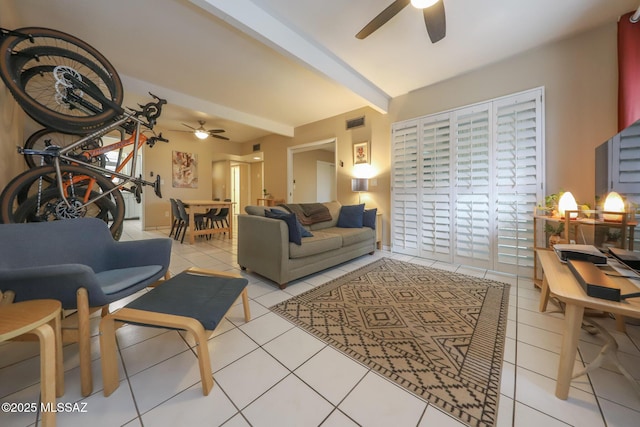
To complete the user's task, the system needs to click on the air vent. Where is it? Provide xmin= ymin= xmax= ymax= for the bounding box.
xmin=346 ymin=116 xmax=365 ymax=130
xmin=252 ymin=144 xmax=261 ymax=152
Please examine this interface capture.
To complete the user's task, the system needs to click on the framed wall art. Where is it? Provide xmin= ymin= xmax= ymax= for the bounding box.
xmin=172 ymin=151 xmax=198 ymax=188
xmin=353 ymin=141 xmax=370 ymax=165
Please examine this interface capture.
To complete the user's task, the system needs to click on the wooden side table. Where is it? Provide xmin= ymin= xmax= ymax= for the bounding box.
xmin=0 ymin=300 xmax=64 ymax=427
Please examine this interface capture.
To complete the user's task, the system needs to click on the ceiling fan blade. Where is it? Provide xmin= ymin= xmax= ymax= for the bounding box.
xmin=423 ymin=0 xmax=446 ymax=43
xmin=356 ymin=0 xmax=410 ymax=39
xmin=207 ymin=129 xmax=225 ymax=133
xmin=211 ymin=134 xmax=230 ymax=141
xmin=181 ymin=123 xmax=197 ymax=131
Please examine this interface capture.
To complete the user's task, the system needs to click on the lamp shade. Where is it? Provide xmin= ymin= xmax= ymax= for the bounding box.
xmin=351 ymin=178 xmax=368 ymax=192
xmin=557 ymin=191 xmax=578 ymax=218
xmin=603 ymin=191 xmax=625 ymax=221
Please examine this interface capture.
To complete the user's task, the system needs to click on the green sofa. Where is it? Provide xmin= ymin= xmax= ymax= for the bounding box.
xmin=237 ymin=201 xmax=376 ymax=289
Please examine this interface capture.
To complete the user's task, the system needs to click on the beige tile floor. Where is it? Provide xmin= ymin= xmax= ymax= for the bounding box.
xmin=1 ymin=219 xmax=640 ymax=427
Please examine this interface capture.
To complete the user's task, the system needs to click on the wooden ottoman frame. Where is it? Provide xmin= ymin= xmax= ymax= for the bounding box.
xmin=99 ymin=268 xmax=250 ymax=396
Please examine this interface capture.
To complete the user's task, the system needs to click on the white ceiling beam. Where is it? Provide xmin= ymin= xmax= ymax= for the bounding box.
xmin=121 ymin=74 xmax=294 ymax=137
xmin=189 ymin=0 xmax=390 ymax=114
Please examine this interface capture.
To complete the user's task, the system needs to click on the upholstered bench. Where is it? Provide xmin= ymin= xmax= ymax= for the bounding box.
xmin=99 ymin=268 xmax=250 ymax=396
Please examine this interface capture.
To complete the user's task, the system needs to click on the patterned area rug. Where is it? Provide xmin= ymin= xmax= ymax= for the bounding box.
xmin=270 ymin=258 xmax=510 ymax=427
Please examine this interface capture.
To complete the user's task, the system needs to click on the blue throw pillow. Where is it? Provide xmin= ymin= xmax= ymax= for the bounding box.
xmin=299 ymin=224 xmax=313 ymax=238
xmin=265 ymin=209 xmax=302 ymax=245
xmin=363 ymin=208 xmax=377 ymax=229
xmin=264 ymin=209 xmax=313 ymax=245
xmin=337 ymin=204 xmax=365 ymax=228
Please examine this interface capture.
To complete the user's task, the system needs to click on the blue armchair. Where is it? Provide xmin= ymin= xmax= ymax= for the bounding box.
xmin=0 ymin=218 xmax=172 ymax=396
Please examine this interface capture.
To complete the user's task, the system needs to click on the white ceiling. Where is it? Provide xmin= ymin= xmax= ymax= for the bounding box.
xmin=4 ymin=0 xmax=639 ymax=143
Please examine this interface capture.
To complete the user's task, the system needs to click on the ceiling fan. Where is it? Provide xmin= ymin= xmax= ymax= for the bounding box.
xmin=180 ymin=120 xmax=230 ymax=140
xmin=356 ymin=0 xmax=446 ymax=44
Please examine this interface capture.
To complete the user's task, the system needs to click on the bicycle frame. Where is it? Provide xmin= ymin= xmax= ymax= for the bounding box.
xmin=27 ymin=113 xmax=158 ymax=211
xmin=83 ymin=130 xmax=147 ymax=178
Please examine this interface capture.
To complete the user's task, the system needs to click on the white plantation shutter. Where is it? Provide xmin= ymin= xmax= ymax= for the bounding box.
xmin=453 ymin=106 xmax=492 ymax=267
xmin=611 ymin=122 xmax=640 ymax=251
xmin=420 ymin=114 xmax=452 ymax=261
xmin=494 ymin=94 xmax=542 ymax=275
xmin=391 ymin=121 xmax=419 ymax=254
xmin=391 ymin=88 xmax=544 ymax=274
xmin=612 ymin=123 xmax=640 ymax=194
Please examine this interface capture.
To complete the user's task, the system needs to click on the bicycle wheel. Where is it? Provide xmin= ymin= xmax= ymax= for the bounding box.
xmin=0 ymin=163 xmax=125 ymax=239
xmin=13 ymin=188 xmax=124 ymax=241
xmin=0 ymin=27 xmax=123 ymax=134
xmin=23 ymin=128 xmax=105 ymax=169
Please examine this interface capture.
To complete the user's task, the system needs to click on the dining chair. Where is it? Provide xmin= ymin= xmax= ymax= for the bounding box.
xmin=169 ymin=198 xmax=182 ymax=238
xmin=175 ymin=199 xmax=206 ymax=243
xmin=208 ymin=206 xmax=230 ymax=230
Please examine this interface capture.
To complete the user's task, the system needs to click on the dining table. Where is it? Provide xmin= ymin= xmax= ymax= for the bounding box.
xmin=179 ymin=200 xmax=234 ymax=244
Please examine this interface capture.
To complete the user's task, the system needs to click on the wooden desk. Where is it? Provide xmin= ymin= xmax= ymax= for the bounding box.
xmin=537 ymin=251 xmax=640 ymax=399
xmin=181 ymin=200 xmax=234 ymax=244
xmin=0 ymin=300 xmax=64 ymax=427
xmin=533 ymin=214 xmax=637 ymax=285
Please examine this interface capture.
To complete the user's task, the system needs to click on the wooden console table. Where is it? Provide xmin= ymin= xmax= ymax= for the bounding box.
xmin=533 ymin=213 xmax=637 ymax=285
xmin=537 ymin=250 xmax=640 ymax=399
xmin=256 ymin=198 xmax=277 ymax=206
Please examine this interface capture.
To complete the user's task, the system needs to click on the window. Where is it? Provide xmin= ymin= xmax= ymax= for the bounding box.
xmin=391 ymin=88 xmax=544 ymax=275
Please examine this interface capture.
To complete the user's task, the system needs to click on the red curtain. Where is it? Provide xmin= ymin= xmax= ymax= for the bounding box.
xmin=618 ymin=11 xmax=640 ymax=131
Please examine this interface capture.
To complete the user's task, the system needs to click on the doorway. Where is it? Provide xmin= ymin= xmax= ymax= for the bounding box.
xmin=230 ymin=163 xmax=250 ymax=215
xmin=287 ymin=138 xmax=336 ymax=203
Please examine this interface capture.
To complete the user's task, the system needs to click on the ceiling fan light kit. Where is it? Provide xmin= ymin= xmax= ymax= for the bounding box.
xmin=410 ymin=0 xmax=438 ymax=9
xmin=356 ymin=0 xmax=446 ymax=44
xmin=194 ymin=129 xmax=209 ymax=139
xmin=178 ymin=120 xmax=230 ymax=141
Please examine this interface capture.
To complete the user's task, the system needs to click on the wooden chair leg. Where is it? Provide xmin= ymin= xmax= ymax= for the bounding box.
xmin=99 ymin=314 xmax=120 ymax=397
xmin=33 ymin=324 xmax=56 ymax=427
xmin=51 ymin=312 xmax=64 ymax=398
xmin=241 ymin=289 xmax=251 ymax=322
xmin=0 ymin=290 xmax=15 ymax=305
xmin=76 ymin=288 xmax=93 ymax=397
xmin=102 ymin=309 xmax=214 ymax=396
xmin=189 ymin=324 xmax=214 ymax=396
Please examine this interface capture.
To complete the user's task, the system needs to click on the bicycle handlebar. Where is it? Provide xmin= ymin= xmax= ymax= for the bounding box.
xmin=127 ymin=92 xmax=167 ymax=128
xmin=147 ymin=133 xmax=169 ymax=148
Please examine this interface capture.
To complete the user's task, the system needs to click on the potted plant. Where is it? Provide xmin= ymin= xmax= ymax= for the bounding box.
xmin=544 ymin=221 xmax=565 ymax=249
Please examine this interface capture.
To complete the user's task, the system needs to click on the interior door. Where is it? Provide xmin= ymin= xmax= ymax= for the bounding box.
xmin=316 ymin=161 xmax=335 ymax=202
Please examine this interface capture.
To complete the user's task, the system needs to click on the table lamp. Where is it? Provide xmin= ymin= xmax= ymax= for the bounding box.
xmin=351 ymin=178 xmax=368 ymax=204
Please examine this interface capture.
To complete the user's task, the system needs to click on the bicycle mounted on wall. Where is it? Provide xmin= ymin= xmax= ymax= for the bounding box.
xmin=0 ymin=27 xmax=169 ymax=239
